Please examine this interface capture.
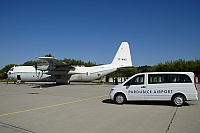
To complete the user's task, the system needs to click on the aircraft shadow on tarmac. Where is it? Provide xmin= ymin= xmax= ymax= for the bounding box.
xmin=30 ymin=82 xmax=107 ymax=88
xmin=67 ymin=83 xmax=105 ymax=86
xmin=102 ymin=99 xmax=190 ymax=107
xmin=31 ymin=84 xmax=60 ymax=88
xmin=3 ymin=82 xmax=60 ymax=88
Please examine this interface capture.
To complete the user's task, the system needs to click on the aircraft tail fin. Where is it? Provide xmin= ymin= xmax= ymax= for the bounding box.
xmin=111 ymin=42 xmax=132 ymax=68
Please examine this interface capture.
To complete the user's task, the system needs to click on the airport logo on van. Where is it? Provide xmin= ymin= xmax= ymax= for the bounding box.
xmin=128 ymin=90 xmax=173 ymax=94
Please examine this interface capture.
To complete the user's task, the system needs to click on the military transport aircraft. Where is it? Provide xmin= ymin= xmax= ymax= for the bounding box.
xmin=7 ymin=42 xmax=132 ymax=84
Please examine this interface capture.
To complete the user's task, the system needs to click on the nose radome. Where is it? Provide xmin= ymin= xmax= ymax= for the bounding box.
xmin=3 ymin=72 xmax=8 ymax=79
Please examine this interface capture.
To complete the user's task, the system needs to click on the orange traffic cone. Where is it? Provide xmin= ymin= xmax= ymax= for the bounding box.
xmin=40 ymin=86 xmax=42 ymax=90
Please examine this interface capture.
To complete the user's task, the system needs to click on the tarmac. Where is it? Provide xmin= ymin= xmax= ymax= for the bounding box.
xmin=0 ymin=82 xmax=199 ymax=133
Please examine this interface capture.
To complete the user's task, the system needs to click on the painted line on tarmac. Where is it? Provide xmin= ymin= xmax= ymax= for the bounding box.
xmin=0 ymin=94 xmax=108 ymax=117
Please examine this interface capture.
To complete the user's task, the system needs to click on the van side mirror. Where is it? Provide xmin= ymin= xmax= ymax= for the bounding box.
xmin=126 ymin=85 xmax=130 ymax=89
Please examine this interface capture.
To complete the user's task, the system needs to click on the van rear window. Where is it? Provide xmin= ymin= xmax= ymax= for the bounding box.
xmin=169 ymin=74 xmax=192 ymax=83
xmin=148 ymin=74 xmax=192 ymax=84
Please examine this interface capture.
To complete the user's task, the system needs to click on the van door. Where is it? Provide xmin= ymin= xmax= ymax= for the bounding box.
xmin=146 ymin=74 xmax=173 ymax=100
xmin=124 ymin=74 xmax=146 ymax=100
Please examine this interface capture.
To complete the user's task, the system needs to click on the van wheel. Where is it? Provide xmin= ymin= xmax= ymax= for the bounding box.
xmin=114 ymin=93 xmax=126 ymax=104
xmin=172 ymin=94 xmax=185 ymax=106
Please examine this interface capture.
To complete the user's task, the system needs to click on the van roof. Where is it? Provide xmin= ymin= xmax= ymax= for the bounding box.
xmin=138 ymin=72 xmax=194 ymax=75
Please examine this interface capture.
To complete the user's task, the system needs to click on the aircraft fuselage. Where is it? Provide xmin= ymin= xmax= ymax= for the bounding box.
xmin=7 ymin=65 xmax=117 ymax=83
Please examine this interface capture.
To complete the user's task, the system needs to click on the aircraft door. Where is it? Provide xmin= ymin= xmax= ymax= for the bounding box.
xmin=124 ymin=74 xmax=146 ymax=100
xmin=17 ymin=75 xmax=21 ymax=80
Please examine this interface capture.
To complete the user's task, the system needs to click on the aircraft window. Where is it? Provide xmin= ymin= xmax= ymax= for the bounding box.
xmin=9 ymin=68 xmax=14 ymax=71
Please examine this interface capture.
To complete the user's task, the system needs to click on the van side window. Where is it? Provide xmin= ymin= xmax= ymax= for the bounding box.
xmin=148 ymin=74 xmax=168 ymax=84
xmin=124 ymin=75 xmax=144 ymax=86
xmin=148 ymin=74 xmax=192 ymax=84
xmin=169 ymin=74 xmax=192 ymax=83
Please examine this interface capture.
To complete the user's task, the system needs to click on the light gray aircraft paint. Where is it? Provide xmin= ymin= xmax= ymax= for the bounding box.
xmin=7 ymin=42 xmax=132 ymax=84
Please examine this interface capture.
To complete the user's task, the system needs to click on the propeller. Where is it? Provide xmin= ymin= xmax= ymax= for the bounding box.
xmin=34 ymin=64 xmax=38 ymax=77
xmin=34 ymin=63 xmax=46 ymax=79
xmin=34 ymin=57 xmax=49 ymax=79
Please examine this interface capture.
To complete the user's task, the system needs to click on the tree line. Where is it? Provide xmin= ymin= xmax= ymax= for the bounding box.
xmin=148 ymin=59 xmax=200 ymax=74
xmin=0 ymin=57 xmax=200 ymax=79
xmin=108 ymin=59 xmax=200 ymax=78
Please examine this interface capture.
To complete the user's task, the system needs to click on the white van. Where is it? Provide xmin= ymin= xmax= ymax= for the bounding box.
xmin=110 ymin=72 xmax=198 ymax=106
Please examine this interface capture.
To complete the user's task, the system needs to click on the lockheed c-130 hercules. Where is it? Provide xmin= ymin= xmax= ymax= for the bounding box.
xmin=7 ymin=42 xmax=132 ymax=84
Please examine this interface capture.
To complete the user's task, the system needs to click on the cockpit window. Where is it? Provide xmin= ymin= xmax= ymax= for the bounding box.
xmin=9 ymin=68 xmax=14 ymax=71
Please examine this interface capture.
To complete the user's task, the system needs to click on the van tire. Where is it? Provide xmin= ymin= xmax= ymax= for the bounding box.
xmin=172 ymin=94 xmax=185 ymax=106
xmin=114 ymin=93 xmax=126 ymax=104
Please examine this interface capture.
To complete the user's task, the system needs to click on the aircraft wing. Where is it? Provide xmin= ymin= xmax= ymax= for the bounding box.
xmin=39 ymin=57 xmax=75 ymax=71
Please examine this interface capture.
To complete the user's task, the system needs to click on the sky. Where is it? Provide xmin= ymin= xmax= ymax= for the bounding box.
xmin=0 ymin=0 xmax=200 ymax=69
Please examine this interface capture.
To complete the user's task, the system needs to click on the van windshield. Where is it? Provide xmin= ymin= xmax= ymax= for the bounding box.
xmin=124 ymin=75 xmax=144 ymax=86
